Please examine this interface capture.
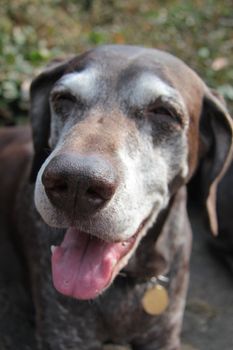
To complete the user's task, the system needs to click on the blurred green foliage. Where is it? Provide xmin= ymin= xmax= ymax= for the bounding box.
xmin=0 ymin=0 xmax=233 ymax=124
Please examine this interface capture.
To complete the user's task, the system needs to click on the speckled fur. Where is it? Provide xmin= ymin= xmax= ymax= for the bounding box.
xmin=1 ymin=45 xmax=233 ymax=350
xmin=16 ymin=178 xmax=191 ymax=350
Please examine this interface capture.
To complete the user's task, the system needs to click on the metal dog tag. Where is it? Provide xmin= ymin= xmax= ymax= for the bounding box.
xmin=142 ymin=284 xmax=169 ymax=316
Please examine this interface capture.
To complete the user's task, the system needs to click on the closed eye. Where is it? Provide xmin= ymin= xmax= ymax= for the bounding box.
xmin=51 ymin=92 xmax=78 ymax=118
xmin=146 ymin=105 xmax=183 ymax=126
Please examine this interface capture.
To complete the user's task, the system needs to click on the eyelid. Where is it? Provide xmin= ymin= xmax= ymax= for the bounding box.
xmin=146 ymin=101 xmax=184 ymax=126
xmin=50 ymin=90 xmax=77 ymax=103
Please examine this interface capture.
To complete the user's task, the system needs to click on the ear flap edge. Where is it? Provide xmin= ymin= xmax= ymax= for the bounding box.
xmin=200 ymin=89 xmax=233 ymax=235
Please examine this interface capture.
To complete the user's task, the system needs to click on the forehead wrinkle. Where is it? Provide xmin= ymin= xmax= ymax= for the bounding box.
xmin=56 ymin=68 xmax=99 ymax=100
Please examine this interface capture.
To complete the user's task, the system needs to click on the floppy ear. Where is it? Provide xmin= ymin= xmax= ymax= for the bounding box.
xmin=198 ymin=88 xmax=233 ymax=235
xmin=30 ymin=58 xmax=73 ymax=182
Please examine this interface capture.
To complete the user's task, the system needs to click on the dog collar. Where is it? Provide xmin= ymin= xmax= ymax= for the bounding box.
xmin=142 ymin=275 xmax=169 ymax=316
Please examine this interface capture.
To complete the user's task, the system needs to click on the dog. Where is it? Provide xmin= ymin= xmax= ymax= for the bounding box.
xmin=1 ymin=45 xmax=232 ymax=350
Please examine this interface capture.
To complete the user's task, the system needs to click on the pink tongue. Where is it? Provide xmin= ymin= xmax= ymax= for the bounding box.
xmin=51 ymin=228 xmax=132 ymax=300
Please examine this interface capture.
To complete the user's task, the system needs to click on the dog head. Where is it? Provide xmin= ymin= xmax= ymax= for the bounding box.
xmin=30 ymin=45 xmax=233 ymax=299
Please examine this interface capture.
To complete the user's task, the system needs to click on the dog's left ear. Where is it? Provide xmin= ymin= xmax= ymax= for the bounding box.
xmin=29 ymin=57 xmax=73 ymax=182
xmin=198 ymin=88 xmax=233 ymax=235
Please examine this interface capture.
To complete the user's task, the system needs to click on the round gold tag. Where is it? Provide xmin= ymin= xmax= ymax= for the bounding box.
xmin=142 ymin=284 xmax=169 ymax=316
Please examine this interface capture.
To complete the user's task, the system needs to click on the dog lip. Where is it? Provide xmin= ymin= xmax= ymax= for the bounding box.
xmin=51 ymin=213 xmax=152 ymax=300
xmin=51 ymin=227 xmax=137 ymax=299
xmin=72 ymin=221 xmax=143 ymax=244
xmin=105 ymin=213 xmax=153 ymax=285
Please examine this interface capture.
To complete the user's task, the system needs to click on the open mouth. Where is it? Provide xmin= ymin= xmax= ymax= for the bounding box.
xmin=51 ymin=218 xmax=150 ymax=300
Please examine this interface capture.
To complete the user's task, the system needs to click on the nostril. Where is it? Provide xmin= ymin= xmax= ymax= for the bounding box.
xmin=86 ymin=187 xmax=105 ymax=205
xmin=85 ymin=184 xmax=114 ymax=205
xmin=42 ymin=171 xmax=68 ymax=194
xmin=86 ymin=187 xmax=101 ymax=198
xmin=49 ymin=182 xmax=68 ymax=193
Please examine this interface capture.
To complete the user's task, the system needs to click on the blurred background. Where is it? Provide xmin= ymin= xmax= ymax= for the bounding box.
xmin=0 ymin=0 xmax=233 ymax=126
xmin=0 ymin=2 xmax=233 ymax=349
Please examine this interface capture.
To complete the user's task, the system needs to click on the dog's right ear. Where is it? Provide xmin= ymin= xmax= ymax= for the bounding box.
xmin=196 ymin=88 xmax=233 ymax=235
xmin=30 ymin=58 xmax=73 ymax=182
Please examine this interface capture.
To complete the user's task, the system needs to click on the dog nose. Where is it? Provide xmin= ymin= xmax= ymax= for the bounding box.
xmin=42 ymin=153 xmax=118 ymax=215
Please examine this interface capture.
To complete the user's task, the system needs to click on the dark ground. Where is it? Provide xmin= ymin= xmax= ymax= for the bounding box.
xmin=0 ymin=201 xmax=232 ymax=350
xmin=182 ymin=204 xmax=233 ymax=350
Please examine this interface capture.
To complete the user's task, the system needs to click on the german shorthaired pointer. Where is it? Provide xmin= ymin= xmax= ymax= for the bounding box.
xmin=0 ymin=45 xmax=232 ymax=350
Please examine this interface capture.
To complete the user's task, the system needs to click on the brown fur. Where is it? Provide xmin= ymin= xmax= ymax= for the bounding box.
xmin=0 ymin=45 xmax=232 ymax=350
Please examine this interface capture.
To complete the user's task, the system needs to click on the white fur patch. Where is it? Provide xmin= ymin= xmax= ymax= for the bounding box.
xmin=126 ymin=74 xmax=185 ymax=110
xmin=57 ymin=68 xmax=98 ymax=100
xmin=113 ymin=136 xmax=169 ymax=240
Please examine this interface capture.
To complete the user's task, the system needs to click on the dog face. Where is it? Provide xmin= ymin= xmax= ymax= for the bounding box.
xmin=31 ymin=45 xmax=233 ymax=300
